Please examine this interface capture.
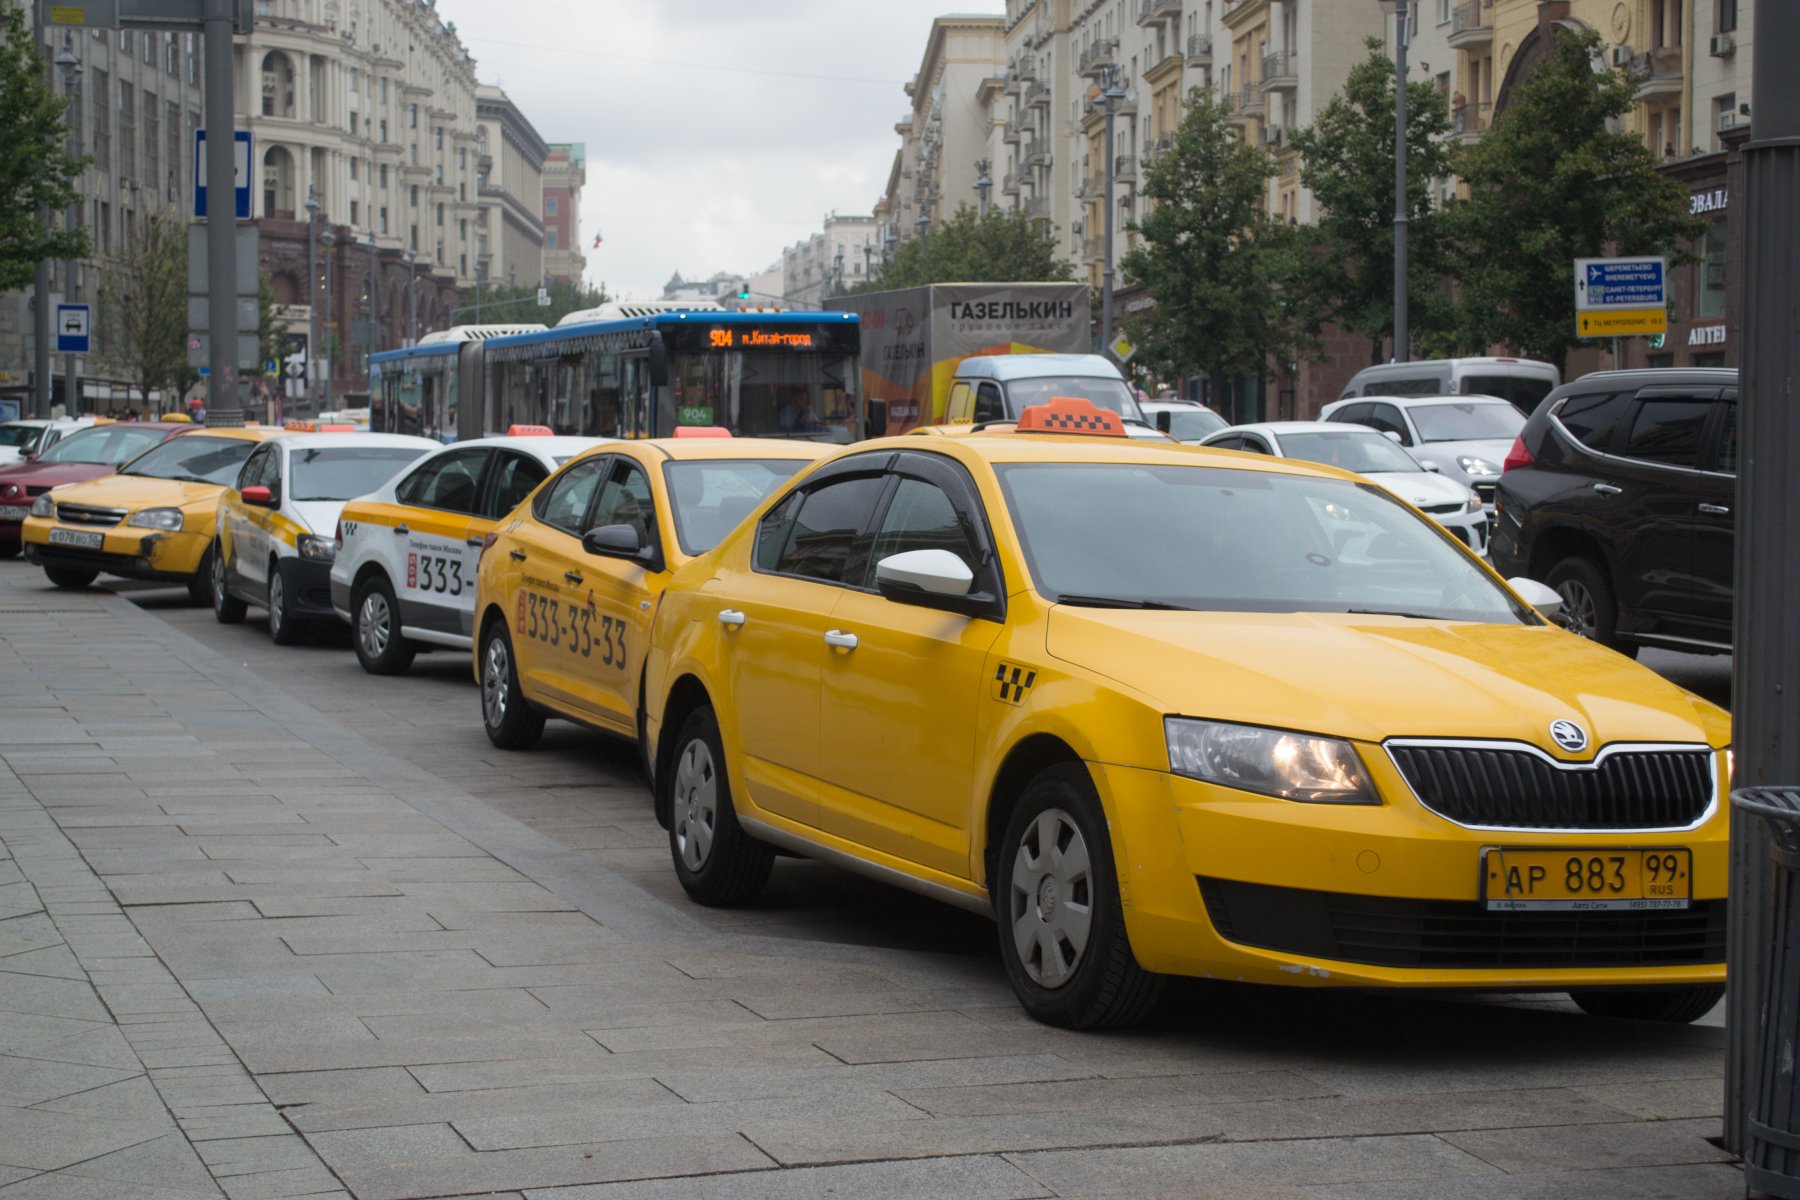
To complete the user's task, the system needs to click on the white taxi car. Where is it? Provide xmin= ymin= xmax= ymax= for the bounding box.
xmin=213 ymin=430 xmax=438 ymax=643
xmin=331 ymin=428 xmax=603 ymax=674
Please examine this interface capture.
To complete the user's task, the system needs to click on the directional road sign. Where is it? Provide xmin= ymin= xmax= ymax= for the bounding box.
xmin=1577 ymin=309 xmax=1667 ymax=338
xmin=38 ymin=0 xmax=254 ymax=34
xmin=55 ymin=304 xmax=90 ymax=354
xmin=194 ymin=130 xmax=253 ymax=220
xmin=1574 ymin=257 xmax=1667 ymax=338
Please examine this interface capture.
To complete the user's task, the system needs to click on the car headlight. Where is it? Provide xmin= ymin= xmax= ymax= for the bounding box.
xmin=1456 ymin=456 xmax=1502 ymax=476
xmin=1467 ymin=491 xmax=1484 ymax=513
xmin=127 ymin=507 xmax=184 ymax=532
xmin=29 ymin=495 xmax=55 ymax=517
xmin=1164 ymin=717 xmax=1377 ymax=804
xmin=296 ymin=534 xmax=337 ymax=561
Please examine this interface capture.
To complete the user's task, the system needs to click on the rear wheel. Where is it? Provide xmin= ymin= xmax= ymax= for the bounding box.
xmin=267 ymin=566 xmax=304 ymax=645
xmin=0 ymin=542 xmax=19 ymax=559
xmin=44 ymin=565 xmax=98 ymax=589
xmin=212 ymin=542 xmax=246 ymax=624
xmin=1568 ymin=985 xmax=1723 ymax=1024
xmin=187 ymin=545 xmax=215 ymax=607
xmin=1547 ymin=555 xmax=1636 ymax=658
xmin=480 ymin=621 xmax=544 ymax=750
xmin=352 ymin=575 xmax=415 ymax=675
xmin=667 ymin=705 xmax=772 ymax=906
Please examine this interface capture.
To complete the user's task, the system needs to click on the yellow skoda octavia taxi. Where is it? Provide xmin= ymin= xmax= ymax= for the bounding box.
xmin=642 ymin=400 xmax=1731 ymax=1030
xmin=474 ymin=434 xmax=829 ymax=753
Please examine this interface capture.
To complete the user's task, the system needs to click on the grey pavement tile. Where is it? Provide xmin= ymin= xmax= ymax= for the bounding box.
xmin=193 ymin=1135 xmax=323 ymax=1178
xmin=0 ymin=1106 xmax=170 ymax=1172
xmin=1570 ymin=1077 xmax=1726 ymax=1120
xmin=0 ymin=1166 xmax=37 ymax=1188
xmin=589 ymin=1009 xmax=988 ymax=1056
xmin=0 ymin=913 xmax=65 ymax=958
xmin=0 ymin=972 xmax=111 ymax=1022
xmin=330 ymin=1134 xmax=775 ymax=1200
xmin=32 ymin=1078 xmax=177 ymax=1123
xmin=655 ymin=1054 xmax=1097 ymax=1104
xmin=180 ymin=978 xmax=330 ymax=1002
xmin=1304 ymin=1162 xmax=1747 ymax=1199
xmin=283 ymin=1077 xmax=679 ymax=1134
xmin=214 ymin=1164 xmax=347 ymax=1200
xmin=0 ymin=946 xmax=85 ymax=981
xmin=522 ymin=1155 xmax=1053 ymax=1200
xmin=0 ymin=1175 xmax=224 ymax=1200
xmin=13 ymin=1026 xmax=154 ymax=1071
xmin=407 ymin=1042 xmax=837 ymax=1093
xmin=0 ymin=1012 xmax=112 ymax=1058
xmin=1438 ymin=1118 xmax=1732 ymax=1172
xmin=60 ymin=1133 xmax=219 ymax=1194
xmin=455 ymin=1088 xmax=926 ymax=1151
xmin=236 ymin=1034 xmax=589 ymax=1074
xmin=256 ymin=1067 xmax=425 ymax=1109
xmin=893 ymin=1069 xmax=1337 ymax=1117
xmin=0 ymin=1055 xmax=138 ymax=1108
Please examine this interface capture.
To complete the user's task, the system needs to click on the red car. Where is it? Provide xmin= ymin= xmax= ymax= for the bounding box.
xmin=0 ymin=422 xmax=185 ymax=557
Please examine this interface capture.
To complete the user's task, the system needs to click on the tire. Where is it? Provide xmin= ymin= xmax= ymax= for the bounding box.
xmin=44 ymin=565 xmax=98 ymax=589
xmin=666 ymin=705 xmax=773 ymax=906
xmin=1568 ymin=985 xmax=1724 ymax=1024
xmin=352 ymin=575 xmax=415 ymax=675
xmin=996 ymin=764 xmax=1165 ymax=1030
xmin=480 ymin=621 xmax=544 ymax=750
xmin=267 ymin=565 xmax=304 ymax=646
xmin=187 ymin=545 xmax=215 ymax=607
xmin=1547 ymin=555 xmax=1637 ymax=658
xmin=0 ymin=541 xmax=19 ymax=559
xmin=212 ymin=542 xmax=246 ymax=624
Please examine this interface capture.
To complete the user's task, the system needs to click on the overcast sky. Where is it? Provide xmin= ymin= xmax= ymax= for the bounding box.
xmin=448 ymin=1 xmax=993 ymax=302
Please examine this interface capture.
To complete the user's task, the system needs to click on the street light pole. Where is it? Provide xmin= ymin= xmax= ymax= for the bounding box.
xmin=406 ymin=247 xmax=418 ymax=344
xmin=304 ymin=184 xmax=320 ymax=415
xmin=974 ymin=158 xmax=992 ymax=217
xmin=1099 ymin=64 xmax=1128 ymax=355
xmin=1381 ymin=0 xmax=1411 ymax=363
xmin=319 ymin=225 xmax=335 ymax=410
xmin=55 ymin=34 xmax=80 ymax=415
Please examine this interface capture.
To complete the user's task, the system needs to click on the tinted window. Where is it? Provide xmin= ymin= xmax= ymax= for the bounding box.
xmin=1623 ymin=398 xmax=1710 ymax=468
xmin=769 ymin=475 xmax=886 ymax=584
xmin=974 ymin=382 xmax=1005 ymax=423
xmin=1364 ymin=405 xmax=1411 ymax=444
xmin=396 ymin=448 xmax=487 ymax=512
xmin=590 ymin=462 xmax=654 ymax=544
xmin=290 ymin=446 xmax=430 ymax=501
xmin=1330 ymin=403 xmax=1374 ymax=425
xmin=868 ymin=478 xmax=977 ymax=579
xmin=0 ymin=424 xmax=40 ymax=450
xmin=1714 ymin=402 xmax=1736 ymax=474
xmin=1239 ymin=435 xmax=1275 ymax=455
xmin=40 ymin=424 xmax=169 ymax=464
xmin=535 ymin=458 xmax=607 ymax=535
xmin=484 ymin=452 xmax=548 ymax=518
xmin=122 ymin=435 xmax=258 ymax=485
xmin=1159 ymin=408 xmax=1228 ymax=440
xmin=1407 ymin=402 xmax=1524 ymax=442
xmin=665 ymin=459 xmax=808 ymax=555
xmin=755 ymin=492 xmax=801 ymax=571
xmin=1462 ymin=374 xmax=1554 ymax=412
xmin=1556 ymin=390 xmax=1633 ymax=451
xmin=239 ymin=446 xmax=278 ymax=490
xmin=1374 ymin=374 xmax=1450 ymax=397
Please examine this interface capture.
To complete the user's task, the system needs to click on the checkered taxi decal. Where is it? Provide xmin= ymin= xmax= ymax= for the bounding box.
xmin=993 ymin=663 xmax=1038 ymax=705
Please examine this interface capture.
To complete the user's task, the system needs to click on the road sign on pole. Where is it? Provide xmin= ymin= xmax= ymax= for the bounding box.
xmin=1574 ymin=257 xmax=1667 ymax=338
xmin=54 ymin=304 xmax=89 ymax=354
xmin=38 ymin=0 xmax=254 ymax=33
xmin=194 ymin=129 xmax=252 ymax=220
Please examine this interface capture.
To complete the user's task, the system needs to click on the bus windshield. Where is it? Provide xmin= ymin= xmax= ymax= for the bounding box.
xmin=667 ymin=350 xmax=859 ymax=443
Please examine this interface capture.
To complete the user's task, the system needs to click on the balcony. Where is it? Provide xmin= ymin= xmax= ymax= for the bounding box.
xmin=1025 ymin=80 xmax=1051 ymax=108
xmin=1001 ymin=171 xmax=1019 ymax=195
xmin=1015 ymin=54 xmax=1036 ymax=81
xmin=1079 ymin=37 xmax=1118 ymax=77
xmin=1137 ymin=0 xmax=1181 ymax=26
xmin=1261 ymin=50 xmax=1298 ymax=91
xmin=1631 ymin=47 xmax=1684 ymax=100
xmin=1239 ymin=84 xmax=1265 ymax=116
xmin=1023 ymin=139 xmax=1050 ymax=167
xmin=1003 ymin=118 xmax=1021 ymax=144
xmin=1447 ymin=0 xmax=1493 ymax=49
xmin=1451 ymin=100 xmax=1490 ymax=141
xmin=1186 ymin=33 xmax=1213 ymax=65
xmin=1025 ymin=195 xmax=1050 ymax=219
xmin=1114 ymin=154 xmax=1137 ymax=180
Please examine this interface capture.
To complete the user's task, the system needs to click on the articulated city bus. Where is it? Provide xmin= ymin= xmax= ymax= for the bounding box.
xmin=368 ymin=302 xmax=864 ymax=443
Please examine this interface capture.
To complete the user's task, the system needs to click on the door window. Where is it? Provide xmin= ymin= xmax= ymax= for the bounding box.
xmin=764 ymin=475 xmax=887 ymax=585
xmin=1623 ymin=397 xmax=1710 ymax=468
xmin=868 ymin=478 xmax=978 ymax=579
xmin=396 ymin=448 xmax=487 ymax=513
xmin=1206 ymin=435 xmax=1242 ymax=450
xmin=534 ymin=457 xmax=608 ymax=535
xmin=1329 ymin=402 xmax=1373 ymax=427
xmin=1556 ymin=390 xmax=1634 ymax=451
xmin=1712 ymin=401 xmax=1737 ymax=474
xmin=973 ymin=382 xmax=1005 ymax=423
xmin=590 ymin=461 xmax=655 ymax=545
xmin=1239 ymin=434 xmax=1274 ymax=454
xmin=1364 ymin=405 xmax=1411 ymax=445
xmin=482 ymin=452 xmax=550 ymax=518
xmin=238 ymin=445 xmax=278 ymax=491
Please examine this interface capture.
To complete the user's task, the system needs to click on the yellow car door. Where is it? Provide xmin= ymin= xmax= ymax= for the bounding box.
xmin=506 ymin=454 xmax=611 ymax=718
xmin=816 ymin=457 xmax=1005 ymax=876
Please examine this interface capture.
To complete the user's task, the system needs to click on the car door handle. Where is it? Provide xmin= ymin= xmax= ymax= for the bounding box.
xmin=1698 ymin=502 xmax=1730 ymax=515
xmin=717 ymin=609 xmax=746 ymax=628
xmin=823 ymin=629 xmax=858 ymax=649
xmin=564 ymin=570 xmax=584 ymax=585
xmin=466 ymin=536 xmax=486 ymax=547
xmin=392 ymin=523 xmax=410 ymax=535
xmin=1590 ymin=483 xmax=1623 ymax=496
xmin=508 ymin=549 xmax=527 ymax=562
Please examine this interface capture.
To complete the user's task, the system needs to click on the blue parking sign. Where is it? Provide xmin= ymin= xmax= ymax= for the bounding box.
xmin=55 ymin=304 xmax=90 ymax=354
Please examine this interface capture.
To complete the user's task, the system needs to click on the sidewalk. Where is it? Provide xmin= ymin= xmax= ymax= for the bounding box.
xmin=0 ymin=567 xmax=1748 ymax=1199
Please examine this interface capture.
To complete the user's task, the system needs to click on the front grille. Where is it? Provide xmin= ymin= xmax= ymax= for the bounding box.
xmin=55 ymin=503 xmax=126 ymax=527
xmin=1198 ymin=877 xmax=1727 ymax=969
xmin=1473 ymin=480 xmax=1497 ymax=504
xmin=1389 ymin=742 xmax=1715 ymax=830
xmin=1420 ymin=501 xmax=1465 ymax=515
xmin=25 ymin=485 xmax=51 ymax=496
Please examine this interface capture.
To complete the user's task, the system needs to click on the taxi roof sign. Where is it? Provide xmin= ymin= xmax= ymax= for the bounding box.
xmin=1015 ymin=397 xmax=1127 ymax=437
xmin=506 ymin=424 xmax=554 ymax=437
xmin=673 ymin=425 xmax=732 ymax=439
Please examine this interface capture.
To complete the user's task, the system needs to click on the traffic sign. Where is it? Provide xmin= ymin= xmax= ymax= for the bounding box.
xmin=1109 ymin=334 xmax=1135 ymax=363
xmin=38 ymin=0 xmax=255 ymax=34
xmin=194 ymin=129 xmax=253 ymax=220
xmin=55 ymin=304 xmax=90 ymax=354
xmin=1575 ymin=257 xmax=1666 ymax=311
xmin=1577 ymin=309 xmax=1667 ymax=338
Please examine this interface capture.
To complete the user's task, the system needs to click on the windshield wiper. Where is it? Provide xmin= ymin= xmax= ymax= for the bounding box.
xmin=1344 ymin=607 xmax=1448 ymax=620
xmin=1055 ymin=593 xmax=1192 ymax=611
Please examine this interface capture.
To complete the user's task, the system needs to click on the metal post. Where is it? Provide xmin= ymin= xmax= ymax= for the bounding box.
xmin=1101 ymin=66 xmax=1120 ymax=354
xmin=406 ymin=248 xmax=418 ymax=344
xmin=1391 ymin=0 xmax=1410 ymax=363
xmin=32 ymin=4 xmax=50 ymax=418
xmin=367 ymin=238 xmax=380 ymax=357
xmin=55 ymin=35 xmax=81 ymax=415
xmin=202 ymin=0 xmax=242 ymax=426
xmin=319 ymin=226 xmax=334 ymax=410
xmin=1725 ymin=0 xmax=1800 ymax=1158
xmin=974 ymin=158 xmax=992 ymax=217
xmin=305 ymin=185 xmax=319 ymax=415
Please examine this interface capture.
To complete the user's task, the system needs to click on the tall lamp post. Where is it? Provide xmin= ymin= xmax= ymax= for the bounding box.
xmin=1097 ymin=64 xmax=1128 ymax=355
xmin=55 ymin=34 xmax=81 ymax=414
xmin=364 ymin=237 xmax=381 ymax=370
xmin=915 ymin=211 xmax=929 ymax=255
xmin=974 ymin=158 xmax=992 ymax=216
xmin=319 ymin=226 xmax=335 ymax=410
xmin=1379 ymin=0 xmax=1410 ymax=363
xmin=304 ymin=185 xmax=320 ymax=414
xmin=405 ymin=247 xmax=419 ymax=344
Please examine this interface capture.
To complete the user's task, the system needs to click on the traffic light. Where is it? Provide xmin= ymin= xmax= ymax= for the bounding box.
xmin=737 ymin=287 xmax=751 ymax=300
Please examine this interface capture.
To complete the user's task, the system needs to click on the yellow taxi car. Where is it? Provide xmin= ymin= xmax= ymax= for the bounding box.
xmin=22 ymin=426 xmax=279 ymax=602
xmin=643 ymin=399 xmax=1731 ymax=1029
xmin=473 ymin=434 xmax=829 ymax=753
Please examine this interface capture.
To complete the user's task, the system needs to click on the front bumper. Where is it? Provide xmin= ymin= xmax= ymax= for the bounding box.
xmin=22 ymin=523 xmax=210 ymax=583
xmin=276 ymin=555 xmax=338 ymax=619
xmin=1426 ymin=509 xmax=1488 ymax=557
xmin=1092 ymin=756 xmax=1728 ymax=990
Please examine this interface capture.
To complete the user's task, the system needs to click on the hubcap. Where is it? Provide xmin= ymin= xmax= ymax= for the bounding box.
xmin=482 ymin=638 xmax=509 ymax=728
xmin=672 ymin=737 xmax=718 ymax=873
xmin=212 ymin=551 xmax=226 ymax=608
xmin=269 ymin=575 xmax=285 ymax=634
xmin=1009 ymin=807 xmax=1093 ymax=990
xmin=358 ymin=591 xmax=391 ymax=659
xmin=1558 ymin=580 xmax=1596 ymax=639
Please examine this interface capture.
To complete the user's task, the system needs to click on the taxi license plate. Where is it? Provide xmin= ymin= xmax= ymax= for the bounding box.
xmin=47 ymin=528 xmax=103 ymax=550
xmin=0 ymin=504 xmax=29 ymax=520
xmin=1482 ymin=847 xmax=1692 ymax=911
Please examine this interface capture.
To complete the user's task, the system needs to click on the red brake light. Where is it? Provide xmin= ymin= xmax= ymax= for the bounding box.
xmin=1502 ymin=435 xmax=1534 ymax=473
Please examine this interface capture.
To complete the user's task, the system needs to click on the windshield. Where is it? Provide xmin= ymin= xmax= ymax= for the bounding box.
xmin=995 ymin=462 xmax=1525 ymax=622
xmin=1005 ymin=377 xmax=1146 ymax=424
xmin=39 ymin=424 xmax=170 ymax=465
xmin=1276 ymin=429 xmax=1422 ymax=474
xmin=0 ymin=424 xmax=43 ymax=450
xmin=1409 ymin=401 xmax=1526 ymax=442
xmin=123 ymin=435 xmax=258 ymax=484
xmin=291 ymin=446 xmax=428 ymax=501
xmin=664 ymin=458 xmax=809 ymax=555
xmin=1160 ymin=408 xmax=1228 ymax=440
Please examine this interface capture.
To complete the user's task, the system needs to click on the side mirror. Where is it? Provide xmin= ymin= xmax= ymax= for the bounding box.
xmin=240 ymin=485 xmax=275 ymax=506
xmin=1381 ymin=430 xmax=1404 ymax=444
xmin=875 ymin=549 xmax=1000 ymax=619
xmin=1418 ymin=459 xmax=1442 ymax=473
xmin=582 ymin=523 xmax=643 ymax=559
xmin=1509 ymin=577 xmax=1565 ymax=623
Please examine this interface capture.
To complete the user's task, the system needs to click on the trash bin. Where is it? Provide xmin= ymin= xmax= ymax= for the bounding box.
xmin=1733 ymin=787 xmax=1800 ymax=1200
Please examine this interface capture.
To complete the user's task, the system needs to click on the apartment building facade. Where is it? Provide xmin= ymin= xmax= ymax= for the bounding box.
xmin=884 ymin=15 xmax=1006 ymax=252
xmin=542 ymin=142 xmax=587 ymax=286
xmin=782 ymin=213 xmax=881 ymax=309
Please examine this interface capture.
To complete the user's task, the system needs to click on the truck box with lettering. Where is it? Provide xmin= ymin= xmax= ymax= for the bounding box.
xmin=826 ymin=282 xmax=1091 ymax=435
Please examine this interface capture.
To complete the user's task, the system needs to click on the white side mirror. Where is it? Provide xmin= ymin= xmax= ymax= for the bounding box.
xmin=875 ymin=549 xmax=974 ymax=597
xmin=1509 ymin=577 xmax=1564 ymax=622
xmin=1418 ymin=459 xmax=1442 ymax=473
xmin=1382 ymin=430 xmax=1403 ymax=444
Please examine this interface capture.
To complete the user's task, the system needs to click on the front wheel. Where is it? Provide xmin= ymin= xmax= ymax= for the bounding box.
xmin=1547 ymin=555 xmax=1636 ymax=658
xmin=44 ymin=565 xmax=98 ymax=590
xmin=996 ymin=764 xmax=1164 ymax=1029
xmin=212 ymin=542 xmax=246 ymax=624
xmin=480 ymin=621 xmax=544 ymax=750
xmin=666 ymin=705 xmax=772 ymax=906
xmin=187 ymin=545 xmax=215 ymax=607
xmin=1568 ymin=985 xmax=1724 ymax=1024
xmin=353 ymin=575 xmax=415 ymax=675
xmin=267 ymin=567 xmax=304 ymax=646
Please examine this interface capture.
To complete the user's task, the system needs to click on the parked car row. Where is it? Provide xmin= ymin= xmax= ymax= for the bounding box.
xmin=4 ymin=381 xmax=1731 ymax=1032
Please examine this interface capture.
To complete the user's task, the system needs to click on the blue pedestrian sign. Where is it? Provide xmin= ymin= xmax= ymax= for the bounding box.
xmin=55 ymin=304 xmax=90 ymax=354
xmin=194 ymin=130 xmax=253 ymax=220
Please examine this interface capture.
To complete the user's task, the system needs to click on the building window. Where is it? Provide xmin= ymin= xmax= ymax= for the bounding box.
xmin=434 ymin=127 xmax=443 ymax=151
xmin=379 ymin=77 xmax=388 ymax=103
xmin=379 ymin=119 xmax=388 ymax=143
xmin=457 ymin=147 xmax=466 ymax=169
xmin=350 ymin=198 xmax=359 ymax=224
xmin=409 ymin=184 xmax=417 ymax=207
xmin=379 ymin=206 xmax=388 ymax=234
xmin=348 ymin=109 xmax=358 ymax=135
xmin=1719 ymin=0 xmax=1738 ymax=32
xmin=409 ymin=103 xmax=418 ymax=128
xmin=436 ymin=202 xmax=444 ymax=225
xmin=349 ymin=67 xmax=359 ymax=93
xmin=349 ymin=157 xmax=358 ymax=180
xmin=1697 ymin=221 xmax=1726 ymax=319
xmin=546 ymin=230 xmax=557 ymax=249
xmin=546 ymin=196 xmax=557 ymax=216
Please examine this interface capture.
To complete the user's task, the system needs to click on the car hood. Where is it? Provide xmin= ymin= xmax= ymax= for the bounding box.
xmin=1044 ymin=607 xmax=1727 ymax=754
xmin=1362 ymin=470 xmax=1471 ymax=509
xmin=1415 ymin=438 xmax=1513 ymax=468
xmin=287 ymin=499 xmax=345 ymax=536
xmin=45 ymin=474 xmax=227 ymax=511
xmin=0 ymin=462 xmax=115 ymax=493
xmin=0 ymin=449 xmax=24 ymax=466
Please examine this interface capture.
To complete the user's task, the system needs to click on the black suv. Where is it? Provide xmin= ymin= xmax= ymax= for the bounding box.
xmin=1491 ymin=368 xmax=1736 ymax=657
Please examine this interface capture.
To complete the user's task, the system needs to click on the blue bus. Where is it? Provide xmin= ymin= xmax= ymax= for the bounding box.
xmin=369 ymin=303 xmax=863 ymax=444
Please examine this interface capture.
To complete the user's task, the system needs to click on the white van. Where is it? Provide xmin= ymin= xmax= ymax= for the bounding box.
xmin=1336 ymin=357 xmax=1560 ymax=416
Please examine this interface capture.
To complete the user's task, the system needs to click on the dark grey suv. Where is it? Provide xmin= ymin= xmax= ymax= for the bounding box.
xmin=1490 ymin=368 xmax=1736 ymax=657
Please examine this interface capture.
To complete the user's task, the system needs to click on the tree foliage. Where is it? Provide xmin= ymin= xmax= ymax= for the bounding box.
xmin=862 ymin=207 xmax=1072 ymax=292
xmin=99 ymin=209 xmax=191 ymax=406
xmin=459 ymin=278 xmax=610 ymax=329
xmin=1447 ymin=27 xmax=1705 ymax=371
xmin=1289 ymin=39 xmax=1455 ymax=361
xmin=0 ymin=5 xmax=90 ymax=291
xmin=1120 ymin=88 xmax=1301 ymax=402
xmin=254 ymin=271 xmax=288 ymax=377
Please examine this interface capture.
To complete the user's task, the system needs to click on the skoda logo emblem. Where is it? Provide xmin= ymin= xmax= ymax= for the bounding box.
xmin=1549 ymin=720 xmax=1589 ymax=752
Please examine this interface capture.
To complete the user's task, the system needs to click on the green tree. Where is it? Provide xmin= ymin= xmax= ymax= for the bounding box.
xmin=98 ymin=210 xmax=191 ymax=409
xmin=1289 ymin=39 xmax=1455 ymax=362
xmin=1120 ymin=88 xmax=1301 ymax=409
xmin=254 ymin=271 xmax=288 ymax=376
xmin=459 ymin=278 xmax=610 ymax=328
xmin=861 ymin=207 xmax=1072 ymax=291
xmin=1447 ymin=27 xmax=1704 ymax=372
xmin=0 ymin=5 xmax=89 ymax=291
